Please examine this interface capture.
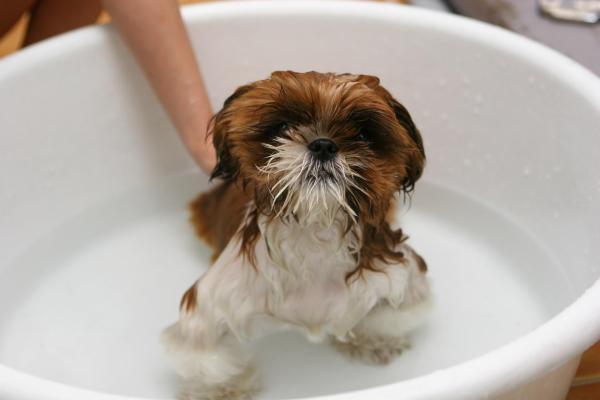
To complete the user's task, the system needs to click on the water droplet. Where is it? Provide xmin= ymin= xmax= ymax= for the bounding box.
xmin=438 ymin=78 xmax=447 ymax=87
xmin=441 ymin=113 xmax=449 ymax=121
xmin=523 ymin=166 xmax=532 ymax=176
xmin=474 ymin=93 xmax=484 ymax=103
xmin=584 ymin=248 xmax=590 ymax=256
xmin=484 ymin=153 xmax=492 ymax=161
xmin=544 ymin=173 xmax=552 ymax=180
xmin=552 ymin=210 xmax=560 ymax=219
xmin=463 ymin=158 xmax=472 ymax=167
xmin=463 ymin=75 xmax=471 ymax=85
xmin=528 ymin=76 xmax=536 ymax=84
xmin=552 ymin=165 xmax=562 ymax=172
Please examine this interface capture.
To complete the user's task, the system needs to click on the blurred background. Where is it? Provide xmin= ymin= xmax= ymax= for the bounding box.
xmin=1 ymin=0 xmax=599 ymax=76
xmin=0 ymin=1 xmax=598 ymax=399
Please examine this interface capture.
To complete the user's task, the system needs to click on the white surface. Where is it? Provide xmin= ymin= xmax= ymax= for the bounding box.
xmin=0 ymin=177 xmax=565 ymax=398
xmin=0 ymin=1 xmax=599 ymax=400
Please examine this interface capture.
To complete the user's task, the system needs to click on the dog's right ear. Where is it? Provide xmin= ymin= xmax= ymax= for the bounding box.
xmin=209 ymin=134 xmax=236 ymax=181
xmin=209 ymin=85 xmax=253 ymax=181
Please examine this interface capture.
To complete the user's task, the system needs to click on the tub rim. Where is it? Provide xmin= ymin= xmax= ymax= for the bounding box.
xmin=1 ymin=1 xmax=600 ymax=399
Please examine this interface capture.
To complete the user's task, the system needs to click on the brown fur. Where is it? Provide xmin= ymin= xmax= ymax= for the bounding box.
xmin=347 ymin=222 xmax=407 ymax=282
xmin=187 ymin=71 xmax=426 ymax=299
xmin=180 ymin=282 xmax=198 ymax=314
xmin=189 ymin=181 xmax=250 ymax=262
xmin=416 ymin=252 xmax=428 ymax=273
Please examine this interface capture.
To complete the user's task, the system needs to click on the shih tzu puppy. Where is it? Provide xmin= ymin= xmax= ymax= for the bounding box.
xmin=162 ymin=71 xmax=430 ymax=400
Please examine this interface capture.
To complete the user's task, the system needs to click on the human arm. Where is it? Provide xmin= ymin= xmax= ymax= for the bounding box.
xmin=102 ymin=0 xmax=216 ymax=173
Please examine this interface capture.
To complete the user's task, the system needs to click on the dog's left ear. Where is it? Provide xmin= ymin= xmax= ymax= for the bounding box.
xmin=388 ymin=96 xmax=426 ymax=193
xmin=354 ymin=74 xmax=426 ymax=193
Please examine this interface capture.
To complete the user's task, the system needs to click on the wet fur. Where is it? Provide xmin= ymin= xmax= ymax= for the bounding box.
xmin=163 ymin=71 xmax=430 ymax=400
xmin=189 ymin=181 xmax=249 ymax=262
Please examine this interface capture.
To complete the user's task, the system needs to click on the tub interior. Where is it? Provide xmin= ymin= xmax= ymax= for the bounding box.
xmin=0 ymin=3 xmax=599 ymax=399
xmin=0 ymin=174 xmax=572 ymax=398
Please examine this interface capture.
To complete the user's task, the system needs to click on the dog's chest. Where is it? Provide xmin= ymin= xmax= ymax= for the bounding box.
xmin=256 ymin=216 xmax=374 ymax=339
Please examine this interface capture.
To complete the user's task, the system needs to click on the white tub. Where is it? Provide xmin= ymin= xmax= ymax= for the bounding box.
xmin=1 ymin=2 xmax=599 ymax=400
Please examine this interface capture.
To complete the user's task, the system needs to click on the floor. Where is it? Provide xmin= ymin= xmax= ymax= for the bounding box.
xmin=0 ymin=1 xmax=598 ymax=399
xmin=571 ymin=341 xmax=600 ymax=399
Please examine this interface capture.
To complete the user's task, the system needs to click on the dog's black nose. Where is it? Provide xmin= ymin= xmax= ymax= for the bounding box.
xmin=308 ymin=138 xmax=338 ymax=161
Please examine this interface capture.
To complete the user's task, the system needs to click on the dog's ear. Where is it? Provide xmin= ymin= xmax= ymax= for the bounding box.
xmin=388 ymin=96 xmax=426 ymax=194
xmin=209 ymin=131 xmax=237 ymax=181
xmin=351 ymin=74 xmax=426 ymax=193
xmin=209 ymin=85 xmax=253 ymax=181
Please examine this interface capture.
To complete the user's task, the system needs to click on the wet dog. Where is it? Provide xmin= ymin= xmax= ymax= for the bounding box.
xmin=162 ymin=71 xmax=429 ymax=400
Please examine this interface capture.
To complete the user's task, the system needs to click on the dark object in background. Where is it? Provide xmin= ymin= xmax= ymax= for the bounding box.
xmin=446 ymin=0 xmax=600 ymax=76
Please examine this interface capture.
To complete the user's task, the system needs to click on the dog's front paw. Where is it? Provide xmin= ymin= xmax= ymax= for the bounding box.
xmin=332 ymin=335 xmax=409 ymax=365
xmin=179 ymin=367 xmax=261 ymax=400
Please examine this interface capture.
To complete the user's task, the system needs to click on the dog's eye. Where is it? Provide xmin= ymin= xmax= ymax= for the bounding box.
xmin=354 ymin=129 xmax=369 ymax=142
xmin=266 ymin=122 xmax=289 ymax=137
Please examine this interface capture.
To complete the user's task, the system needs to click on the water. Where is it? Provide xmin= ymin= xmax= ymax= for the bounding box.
xmin=0 ymin=175 xmax=572 ymax=399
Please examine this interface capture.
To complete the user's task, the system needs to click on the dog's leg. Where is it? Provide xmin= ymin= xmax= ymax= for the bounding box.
xmin=162 ymin=319 xmax=260 ymax=400
xmin=333 ymin=247 xmax=430 ymax=365
xmin=163 ymin=219 xmax=264 ymax=400
xmin=332 ymin=299 xmax=430 ymax=365
xmin=162 ymin=277 xmax=260 ymax=400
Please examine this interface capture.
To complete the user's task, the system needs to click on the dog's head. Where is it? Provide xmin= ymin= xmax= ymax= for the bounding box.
xmin=210 ymin=71 xmax=425 ymax=224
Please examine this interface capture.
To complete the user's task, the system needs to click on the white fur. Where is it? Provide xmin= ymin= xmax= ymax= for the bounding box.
xmin=258 ymin=130 xmax=367 ymax=222
xmin=163 ymin=135 xmax=428 ymax=399
xmin=162 ymin=206 xmax=430 ymax=399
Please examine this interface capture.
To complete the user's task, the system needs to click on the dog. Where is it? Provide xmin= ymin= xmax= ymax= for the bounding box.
xmin=162 ymin=71 xmax=430 ymax=400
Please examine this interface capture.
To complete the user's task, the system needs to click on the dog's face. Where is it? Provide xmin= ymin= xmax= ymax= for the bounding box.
xmin=210 ymin=71 xmax=425 ymax=223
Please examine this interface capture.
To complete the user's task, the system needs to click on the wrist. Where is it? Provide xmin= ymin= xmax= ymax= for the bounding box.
xmin=186 ymin=134 xmax=216 ymax=174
